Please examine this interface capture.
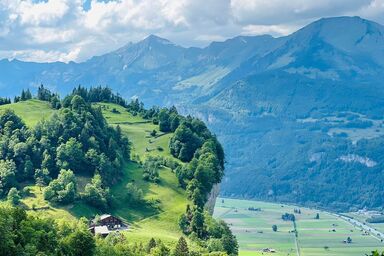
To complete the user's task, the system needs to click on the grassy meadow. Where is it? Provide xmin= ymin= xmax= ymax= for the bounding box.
xmin=214 ymin=198 xmax=384 ymax=256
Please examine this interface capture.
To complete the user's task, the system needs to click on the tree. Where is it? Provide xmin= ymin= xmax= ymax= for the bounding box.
xmin=169 ymin=113 xmax=180 ymax=132
xmin=0 ymin=109 xmax=25 ymax=135
xmin=158 ymin=109 xmax=171 ymax=132
xmin=50 ymin=95 xmax=61 ymax=109
xmin=142 ymin=157 xmax=160 ymax=183
xmin=0 ymin=160 xmax=17 ymax=195
xmin=150 ymin=241 xmax=170 ymax=256
xmin=70 ymin=95 xmax=87 ymax=112
xmin=56 ymin=138 xmax=84 ymax=173
xmin=207 ymin=238 xmax=224 ymax=253
xmin=150 ymin=130 xmax=157 ymax=137
xmin=146 ymin=238 xmax=157 ymax=253
xmin=0 ymin=97 xmax=11 ymax=106
xmin=7 ymin=188 xmax=21 ymax=206
xmin=24 ymin=89 xmax=32 ymax=100
xmin=272 ymin=225 xmax=278 ymax=232
xmin=34 ymin=168 xmax=51 ymax=190
xmin=315 ymin=213 xmax=320 ymax=219
xmin=179 ymin=214 xmax=190 ymax=235
xmin=174 ymin=237 xmax=189 ymax=256
xmin=62 ymin=229 xmax=95 ymax=256
xmin=282 ymin=213 xmax=295 ymax=222
xmin=41 ymin=150 xmax=56 ymax=175
xmin=125 ymin=183 xmax=143 ymax=204
xmin=37 ymin=84 xmax=53 ymax=101
xmin=83 ymin=174 xmax=109 ymax=210
xmin=0 ymin=206 xmax=60 ymax=255
xmin=347 ymin=237 xmax=352 ymax=243
xmin=44 ymin=169 xmax=77 ymax=204
xmin=169 ymin=122 xmax=203 ymax=162
xmin=221 ymin=233 xmax=238 ymax=256
xmin=190 ymin=208 xmax=205 ymax=238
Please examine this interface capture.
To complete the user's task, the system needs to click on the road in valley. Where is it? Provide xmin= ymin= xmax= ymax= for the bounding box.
xmin=332 ymin=213 xmax=384 ymax=242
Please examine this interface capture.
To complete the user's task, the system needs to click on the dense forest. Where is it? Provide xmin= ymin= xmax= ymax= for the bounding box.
xmin=0 ymin=86 xmax=237 ymax=255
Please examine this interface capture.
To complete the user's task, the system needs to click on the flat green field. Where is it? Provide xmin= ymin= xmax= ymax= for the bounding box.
xmin=214 ymin=198 xmax=384 ymax=256
xmin=0 ymin=100 xmax=189 ymax=247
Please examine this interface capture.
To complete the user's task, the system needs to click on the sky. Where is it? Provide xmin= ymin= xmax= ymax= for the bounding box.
xmin=0 ymin=0 xmax=384 ymax=63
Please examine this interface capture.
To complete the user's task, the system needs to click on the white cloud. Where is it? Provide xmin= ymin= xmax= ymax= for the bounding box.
xmin=0 ymin=0 xmax=383 ymax=62
xmin=17 ymin=0 xmax=71 ymax=26
xmin=231 ymin=0 xmax=370 ymax=25
xmin=357 ymin=0 xmax=384 ymax=23
xmin=241 ymin=24 xmax=298 ymax=36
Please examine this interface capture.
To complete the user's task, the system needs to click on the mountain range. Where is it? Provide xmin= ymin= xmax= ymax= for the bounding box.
xmin=2 ymin=16 xmax=384 ymax=210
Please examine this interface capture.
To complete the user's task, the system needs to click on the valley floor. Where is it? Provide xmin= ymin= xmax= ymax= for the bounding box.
xmin=214 ymin=198 xmax=384 ymax=256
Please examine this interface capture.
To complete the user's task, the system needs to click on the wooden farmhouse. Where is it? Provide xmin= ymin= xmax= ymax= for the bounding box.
xmin=89 ymin=214 xmax=127 ymax=237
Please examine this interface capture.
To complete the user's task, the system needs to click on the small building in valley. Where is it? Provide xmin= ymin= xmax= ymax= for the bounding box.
xmin=262 ymin=248 xmax=277 ymax=253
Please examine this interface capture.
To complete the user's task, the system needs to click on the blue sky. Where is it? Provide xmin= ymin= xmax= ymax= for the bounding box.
xmin=0 ymin=0 xmax=383 ymax=62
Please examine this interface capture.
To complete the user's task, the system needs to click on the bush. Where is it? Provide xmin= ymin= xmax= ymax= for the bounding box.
xmin=7 ymin=187 xmax=21 ymax=206
xmin=111 ymin=108 xmax=120 ymax=114
xmin=125 ymin=183 xmax=144 ymax=204
xmin=22 ymin=187 xmax=31 ymax=196
xmin=142 ymin=157 xmax=161 ymax=183
xmin=83 ymin=174 xmax=109 ymax=210
xmin=207 ymin=238 xmax=224 ymax=252
xmin=44 ymin=169 xmax=77 ymax=204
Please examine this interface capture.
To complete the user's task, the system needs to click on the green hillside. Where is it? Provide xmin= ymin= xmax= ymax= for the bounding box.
xmin=0 ymin=86 xmax=236 ymax=256
xmin=0 ymin=99 xmax=55 ymax=127
xmin=0 ymin=99 xmax=188 ymax=245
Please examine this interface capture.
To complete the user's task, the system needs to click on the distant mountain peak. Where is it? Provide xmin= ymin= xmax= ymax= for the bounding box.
xmin=142 ymin=34 xmax=174 ymax=46
xmin=295 ymin=16 xmax=384 ymax=40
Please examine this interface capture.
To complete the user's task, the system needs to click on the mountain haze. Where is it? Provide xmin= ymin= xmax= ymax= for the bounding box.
xmin=2 ymin=16 xmax=384 ymax=210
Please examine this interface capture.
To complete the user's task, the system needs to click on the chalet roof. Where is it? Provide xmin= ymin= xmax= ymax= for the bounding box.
xmin=94 ymin=225 xmax=110 ymax=235
xmin=99 ymin=214 xmax=112 ymax=220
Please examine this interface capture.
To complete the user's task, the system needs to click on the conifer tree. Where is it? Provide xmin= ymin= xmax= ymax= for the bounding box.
xmin=146 ymin=238 xmax=157 ymax=253
xmin=174 ymin=237 xmax=189 ymax=256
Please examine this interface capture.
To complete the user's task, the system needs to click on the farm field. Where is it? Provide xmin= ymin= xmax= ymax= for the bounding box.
xmin=214 ymin=198 xmax=384 ymax=256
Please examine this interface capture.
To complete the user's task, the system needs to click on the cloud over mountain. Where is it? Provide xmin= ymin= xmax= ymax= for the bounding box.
xmin=0 ymin=0 xmax=383 ymax=62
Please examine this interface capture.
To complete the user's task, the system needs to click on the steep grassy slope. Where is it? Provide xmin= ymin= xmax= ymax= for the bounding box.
xmin=0 ymin=100 xmax=189 ymax=246
xmin=94 ymin=102 xmax=188 ymax=244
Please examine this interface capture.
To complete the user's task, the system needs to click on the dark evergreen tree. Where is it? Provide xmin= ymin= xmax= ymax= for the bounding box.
xmin=37 ymin=84 xmax=53 ymax=101
xmin=174 ymin=237 xmax=189 ymax=256
xmin=146 ymin=238 xmax=157 ymax=253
